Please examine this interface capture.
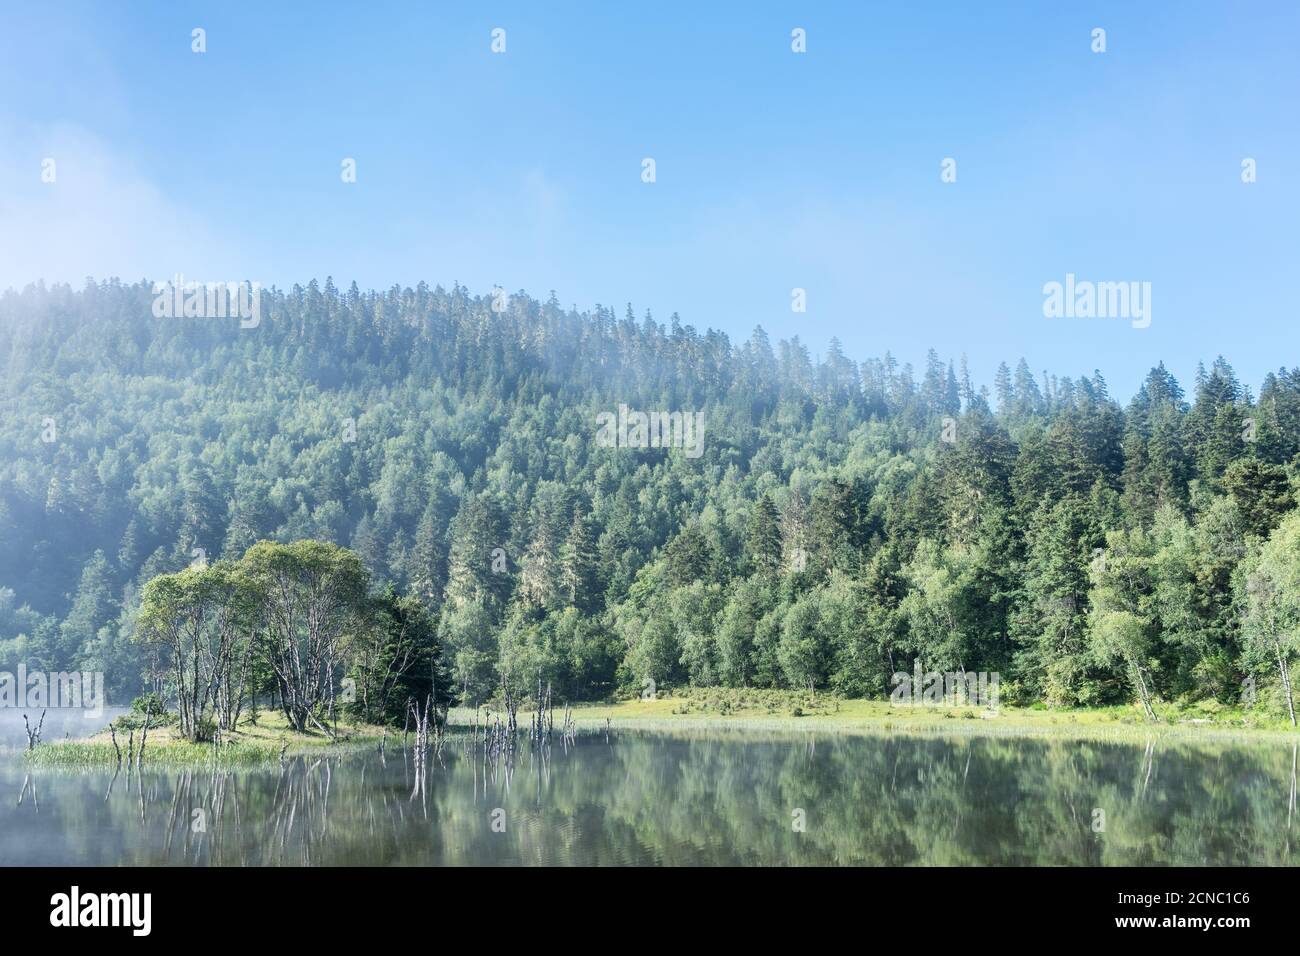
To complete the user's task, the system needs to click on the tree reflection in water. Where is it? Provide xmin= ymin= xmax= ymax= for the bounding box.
xmin=2 ymin=732 xmax=1297 ymax=866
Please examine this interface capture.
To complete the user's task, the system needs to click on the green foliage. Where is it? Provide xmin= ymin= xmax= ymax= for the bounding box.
xmin=1239 ymin=511 xmax=1300 ymax=725
xmin=0 ymin=280 xmax=1296 ymax=717
xmin=130 ymin=692 xmax=168 ymax=719
xmin=345 ymin=587 xmax=449 ymax=726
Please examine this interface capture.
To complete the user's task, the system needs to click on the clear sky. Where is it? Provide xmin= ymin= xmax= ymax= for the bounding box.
xmin=1 ymin=1 xmax=1296 ymax=399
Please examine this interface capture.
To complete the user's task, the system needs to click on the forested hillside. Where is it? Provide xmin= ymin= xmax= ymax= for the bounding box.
xmin=2 ymin=279 xmax=1298 ymax=715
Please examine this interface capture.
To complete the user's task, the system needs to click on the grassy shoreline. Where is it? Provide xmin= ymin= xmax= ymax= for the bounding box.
xmin=453 ymin=687 xmax=1300 ymax=744
xmin=20 ymin=710 xmax=386 ymax=768
xmin=20 ymin=687 xmax=1299 ymax=767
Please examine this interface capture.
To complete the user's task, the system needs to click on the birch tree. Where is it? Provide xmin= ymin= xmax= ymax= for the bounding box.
xmin=1088 ymin=529 xmax=1160 ymax=721
xmin=136 ymin=561 xmax=256 ymax=740
xmin=1241 ymin=512 xmax=1300 ymax=726
xmin=242 ymin=541 xmax=368 ymax=734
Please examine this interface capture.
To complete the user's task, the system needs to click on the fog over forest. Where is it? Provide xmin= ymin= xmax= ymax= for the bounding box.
xmin=1 ymin=278 xmax=1297 ymax=719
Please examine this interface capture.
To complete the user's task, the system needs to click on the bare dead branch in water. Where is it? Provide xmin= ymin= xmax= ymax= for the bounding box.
xmin=22 ymin=709 xmax=46 ymax=751
xmin=137 ymin=712 xmax=152 ymax=768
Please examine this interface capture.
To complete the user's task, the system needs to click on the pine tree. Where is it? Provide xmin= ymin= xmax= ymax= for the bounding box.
xmin=745 ymin=495 xmax=782 ymax=575
xmin=178 ymin=466 xmax=223 ymax=557
xmin=993 ymin=362 xmax=1014 ymax=415
xmin=445 ymin=493 xmax=511 ymax=613
xmin=1010 ymin=498 xmax=1097 ymax=706
xmin=810 ymin=479 xmax=860 ymax=576
xmin=412 ymin=500 xmax=451 ymax=608
xmin=664 ymin=524 xmax=715 ymax=586
xmin=559 ymin=506 xmax=601 ymax=613
xmin=60 ymin=550 xmax=118 ymax=666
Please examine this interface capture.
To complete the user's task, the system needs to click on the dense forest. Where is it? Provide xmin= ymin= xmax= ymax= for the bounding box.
xmin=1 ymin=278 xmax=1298 ymax=721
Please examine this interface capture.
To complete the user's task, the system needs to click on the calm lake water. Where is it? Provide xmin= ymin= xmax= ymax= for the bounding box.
xmin=1 ymin=730 xmax=1297 ymax=865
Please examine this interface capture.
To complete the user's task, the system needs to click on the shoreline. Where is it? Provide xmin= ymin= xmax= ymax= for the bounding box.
xmin=16 ymin=692 xmax=1299 ymax=767
xmin=451 ymin=691 xmax=1300 ymax=745
xmin=16 ymin=711 xmax=386 ymax=768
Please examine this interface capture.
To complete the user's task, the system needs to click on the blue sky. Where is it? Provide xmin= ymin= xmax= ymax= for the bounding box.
xmin=1 ymin=1 xmax=1296 ymax=399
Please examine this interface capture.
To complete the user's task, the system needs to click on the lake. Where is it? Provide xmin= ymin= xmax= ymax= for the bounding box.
xmin=1 ymin=729 xmax=1297 ymax=865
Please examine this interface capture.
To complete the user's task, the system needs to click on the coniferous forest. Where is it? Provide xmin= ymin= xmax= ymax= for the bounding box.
xmin=2 ymin=278 xmax=1298 ymax=721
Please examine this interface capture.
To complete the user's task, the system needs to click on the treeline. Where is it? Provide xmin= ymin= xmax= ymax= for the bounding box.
xmin=1 ymin=279 xmax=1298 ymax=720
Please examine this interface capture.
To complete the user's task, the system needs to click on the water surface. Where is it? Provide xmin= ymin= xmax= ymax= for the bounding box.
xmin=1 ymin=730 xmax=1296 ymax=865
